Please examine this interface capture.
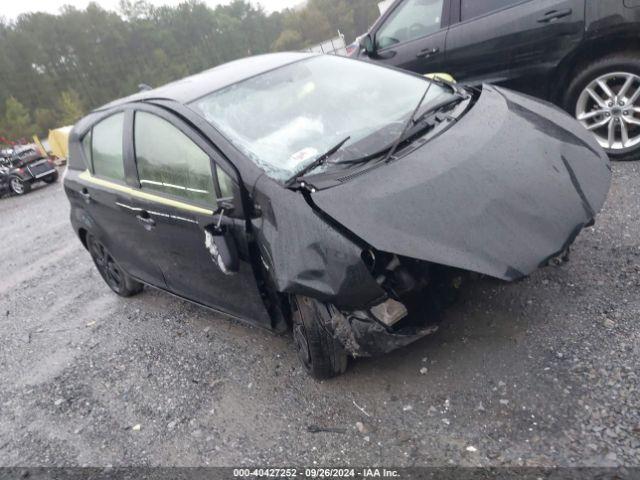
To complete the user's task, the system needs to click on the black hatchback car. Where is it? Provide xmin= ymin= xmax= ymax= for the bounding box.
xmin=351 ymin=0 xmax=640 ymax=160
xmin=65 ymin=53 xmax=610 ymax=378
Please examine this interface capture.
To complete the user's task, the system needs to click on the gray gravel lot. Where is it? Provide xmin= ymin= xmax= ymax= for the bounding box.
xmin=0 ymin=163 xmax=638 ymax=467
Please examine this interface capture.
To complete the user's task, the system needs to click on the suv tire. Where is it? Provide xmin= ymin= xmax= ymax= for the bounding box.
xmin=565 ymin=53 xmax=640 ymax=161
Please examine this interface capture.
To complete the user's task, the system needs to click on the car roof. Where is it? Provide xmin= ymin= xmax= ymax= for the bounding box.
xmin=98 ymin=52 xmax=317 ymax=111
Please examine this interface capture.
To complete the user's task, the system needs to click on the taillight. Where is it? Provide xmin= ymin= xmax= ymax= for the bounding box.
xmin=346 ymin=43 xmax=359 ymax=57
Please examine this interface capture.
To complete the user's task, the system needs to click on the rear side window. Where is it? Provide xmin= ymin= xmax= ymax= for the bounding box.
xmin=134 ymin=112 xmax=216 ymax=205
xmin=92 ymin=113 xmax=125 ymax=181
xmin=461 ymin=0 xmax=524 ymax=21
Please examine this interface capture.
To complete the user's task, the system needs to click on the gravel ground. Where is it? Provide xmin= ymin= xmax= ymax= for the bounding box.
xmin=0 ymin=163 xmax=638 ymax=468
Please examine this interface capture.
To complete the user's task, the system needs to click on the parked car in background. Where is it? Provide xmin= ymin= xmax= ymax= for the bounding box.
xmin=0 ymin=146 xmax=59 ymax=196
xmin=351 ymin=0 xmax=640 ymax=161
xmin=65 ymin=53 xmax=611 ymax=378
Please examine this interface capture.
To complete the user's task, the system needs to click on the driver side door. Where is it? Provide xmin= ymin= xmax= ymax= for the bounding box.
xmin=124 ymin=105 xmax=272 ymax=326
xmin=368 ymin=0 xmax=450 ymax=74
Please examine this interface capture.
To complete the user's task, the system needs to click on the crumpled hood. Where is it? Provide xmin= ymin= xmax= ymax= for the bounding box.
xmin=311 ymin=85 xmax=612 ymax=281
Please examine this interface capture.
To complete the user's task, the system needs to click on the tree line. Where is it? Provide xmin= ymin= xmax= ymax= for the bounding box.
xmin=0 ymin=0 xmax=380 ymax=145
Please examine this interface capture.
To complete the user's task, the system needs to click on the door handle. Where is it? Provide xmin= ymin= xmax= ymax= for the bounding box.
xmin=416 ymin=47 xmax=440 ymax=59
xmin=136 ymin=212 xmax=156 ymax=230
xmin=537 ymin=8 xmax=572 ymax=23
xmin=79 ymin=188 xmax=91 ymax=204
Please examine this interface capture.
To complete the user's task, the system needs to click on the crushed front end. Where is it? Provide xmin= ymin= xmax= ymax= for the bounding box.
xmin=323 ymin=254 xmax=461 ymax=357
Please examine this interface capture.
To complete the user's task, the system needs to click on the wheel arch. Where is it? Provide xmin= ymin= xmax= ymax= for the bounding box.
xmin=78 ymin=227 xmax=89 ymax=250
xmin=550 ymin=35 xmax=640 ymax=107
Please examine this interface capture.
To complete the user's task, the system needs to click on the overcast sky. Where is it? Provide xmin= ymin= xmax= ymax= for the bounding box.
xmin=1 ymin=0 xmax=304 ymax=19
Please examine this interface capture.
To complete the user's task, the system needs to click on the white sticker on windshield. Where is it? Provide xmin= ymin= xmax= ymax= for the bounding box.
xmin=288 ymin=147 xmax=318 ymax=167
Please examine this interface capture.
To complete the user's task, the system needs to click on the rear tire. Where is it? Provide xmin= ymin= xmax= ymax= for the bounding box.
xmin=43 ymin=171 xmax=59 ymax=184
xmin=565 ymin=53 xmax=640 ymax=161
xmin=292 ymin=296 xmax=348 ymax=380
xmin=86 ymin=233 xmax=143 ymax=297
xmin=9 ymin=176 xmax=30 ymax=195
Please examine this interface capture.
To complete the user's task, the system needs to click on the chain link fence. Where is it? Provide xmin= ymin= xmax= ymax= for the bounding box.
xmin=303 ymin=33 xmax=348 ymax=56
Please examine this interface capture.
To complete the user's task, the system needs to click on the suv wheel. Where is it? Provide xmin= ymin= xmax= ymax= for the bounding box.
xmin=292 ymin=296 xmax=348 ymax=380
xmin=86 ymin=233 xmax=143 ymax=297
xmin=9 ymin=176 xmax=30 ymax=195
xmin=566 ymin=53 xmax=640 ymax=161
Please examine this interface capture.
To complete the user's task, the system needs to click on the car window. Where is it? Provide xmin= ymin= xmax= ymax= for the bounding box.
xmin=217 ymin=165 xmax=234 ymax=199
xmin=461 ymin=0 xmax=525 ymax=21
xmin=376 ymin=0 xmax=445 ymax=49
xmin=134 ymin=111 xmax=217 ymax=205
xmin=82 ymin=130 xmax=92 ymax=167
xmin=92 ymin=113 xmax=125 ymax=181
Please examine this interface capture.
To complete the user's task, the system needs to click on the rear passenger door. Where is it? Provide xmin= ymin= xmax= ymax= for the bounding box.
xmin=369 ymin=0 xmax=450 ymax=74
xmin=77 ymin=110 xmax=166 ymax=287
xmin=126 ymin=105 xmax=271 ymax=325
xmin=445 ymin=0 xmax=585 ymax=92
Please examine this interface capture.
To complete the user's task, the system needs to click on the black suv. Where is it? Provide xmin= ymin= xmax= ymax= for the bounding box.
xmin=352 ymin=0 xmax=640 ymax=160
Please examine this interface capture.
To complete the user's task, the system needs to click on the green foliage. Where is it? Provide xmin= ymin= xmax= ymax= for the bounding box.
xmin=272 ymin=29 xmax=304 ymax=51
xmin=2 ymin=96 xmax=32 ymax=141
xmin=0 ymin=0 xmax=380 ymax=141
xmin=34 ymin=108 xmax=57 ymax=136
xmin=57 ymin=90 xmax=85 ymax=126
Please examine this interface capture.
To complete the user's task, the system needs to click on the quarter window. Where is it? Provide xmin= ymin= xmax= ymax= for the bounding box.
xmin=217 ymin=165 xmax=234 ymax=199
xmin=134 ymin=112 xmax=217 ymax=205
xmin=92 ymin=113 xmax=125 ymax=181
xmin=461 ymin=0 xmax=524 ymax=21
xmin=376 ymin=0 xmax=445 ymax=49
xmin=82 ymin=130 xmax=92 ymax=167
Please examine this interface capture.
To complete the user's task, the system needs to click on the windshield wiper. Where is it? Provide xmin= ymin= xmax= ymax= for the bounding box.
xmin=334 ymin=91 xmax=467 ymax=167
xmin=285 ymin=136 xmax=351 ymax=187
xmin=330 ymin=83 xmax=440 ymax=168
xmin=412 ymin=92 xmax=466 ymax=125
xmin=381 ymin=79 xmax=437 ymax=164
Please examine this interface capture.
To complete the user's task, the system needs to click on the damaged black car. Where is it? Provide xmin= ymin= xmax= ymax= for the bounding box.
xmin=1 ymin=147 xmax=59 ymax=196
xmin=64 ymin=53 xmax=611 ymax=378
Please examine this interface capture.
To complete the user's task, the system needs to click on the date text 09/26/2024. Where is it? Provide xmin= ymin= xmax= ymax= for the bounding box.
xmin=233 ymin=468 xmax=401 ymax=478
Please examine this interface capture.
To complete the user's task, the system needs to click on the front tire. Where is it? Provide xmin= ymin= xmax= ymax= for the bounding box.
xmin=565 ymin=53 xmax=640 ymax=161
xmin=292 ymin=296 xmax=348 ymax=380
xmin=87 ymin=233 xmax=143 ymax=297
xmin=9 ymin=176 xmax=30 ymax=195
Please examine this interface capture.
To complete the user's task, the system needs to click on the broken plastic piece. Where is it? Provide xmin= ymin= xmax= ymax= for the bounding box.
xmin=370 ymin=298 xmax=408 ymax=327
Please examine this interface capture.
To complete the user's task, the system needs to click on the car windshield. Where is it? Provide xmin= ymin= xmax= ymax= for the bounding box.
xmin=191 ymin=55 xmax=450 ymax=182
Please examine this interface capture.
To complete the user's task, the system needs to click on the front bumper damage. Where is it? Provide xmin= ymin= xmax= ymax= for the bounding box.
xmin=326 ymin=300 xmax=438 ymax=358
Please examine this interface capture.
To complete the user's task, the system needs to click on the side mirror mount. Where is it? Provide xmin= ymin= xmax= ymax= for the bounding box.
xmin=360 ymin=33 xmax=376 ymax=57
xmin=205 ymin=199 xmax=239 ymax=275
xmin=205 ymin=224 xmax=239 ymax=276
xmin=215 ymin=198 xmax=235 ymax=216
